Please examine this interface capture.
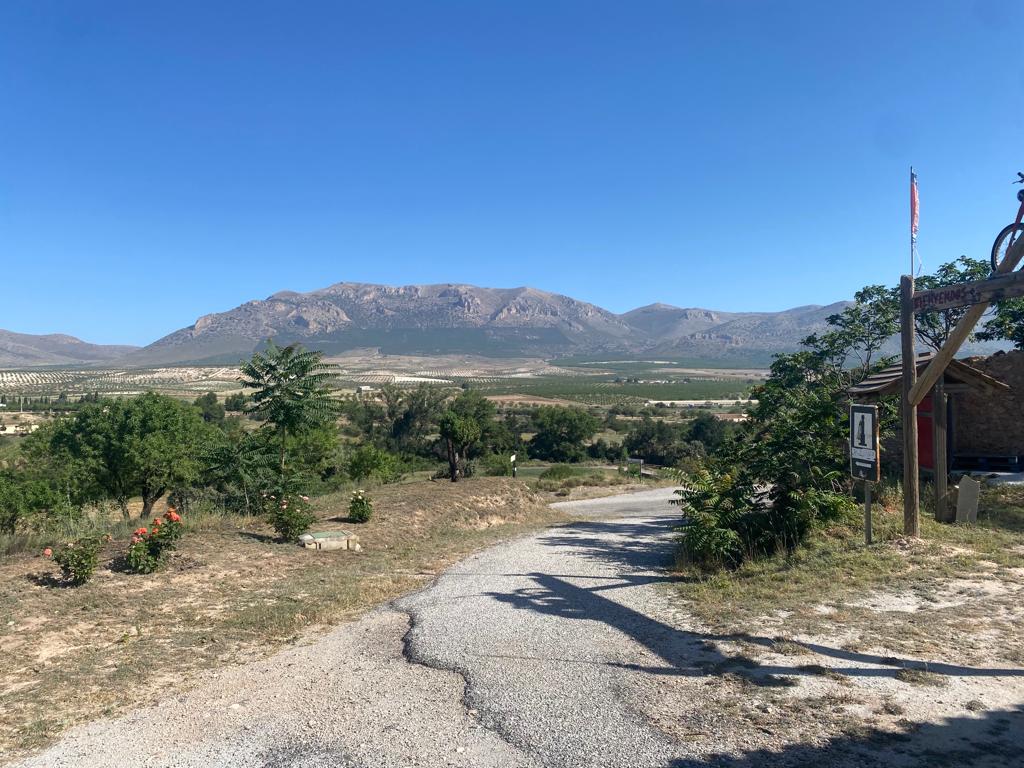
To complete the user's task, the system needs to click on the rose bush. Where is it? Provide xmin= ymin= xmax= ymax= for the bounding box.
xmin=46 ymin=535 xmax=105 ymax=585
xmin=266 ymin=492 xmax=316 ymax=542
xmin=126 ymin=508 xmax=184 ymax=574
xmin=348 ymin=490 xmax=372 ymax=523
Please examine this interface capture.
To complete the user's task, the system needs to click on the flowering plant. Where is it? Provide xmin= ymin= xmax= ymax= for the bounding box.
xmin=348 ymin=490 xmax=372 ymax=523
xmin=126 ymin=508 xmax=184 ymax=574
xmin=266 ymin=492 xmax=316 ymax=542
xmin=46 ymin=535 xmax=104 ymax=585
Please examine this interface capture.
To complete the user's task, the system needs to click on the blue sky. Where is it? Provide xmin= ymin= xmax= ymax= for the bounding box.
xmin=1 ymin=1 xmax=1020 ymax=345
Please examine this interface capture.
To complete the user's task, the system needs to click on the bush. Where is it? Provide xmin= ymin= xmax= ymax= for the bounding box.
xmin=346 ymin=445 xmax=403 ymax=484
xmin=482 ymin=453 xmax=512 ymax=477
xmin=348 ymin=490 xmax=373 ymax=523
xmin=538 ymin=464 xmax=583 ymax=481
xmin=46 ymin=535 xmax=105 ymax=585
xmin=266 ymin=492 xmax=316 ymax=542
xmin=126 ymin=509 xmax=185 ymax=573
xmin=671 ymin=468 xmax=854 ymax=571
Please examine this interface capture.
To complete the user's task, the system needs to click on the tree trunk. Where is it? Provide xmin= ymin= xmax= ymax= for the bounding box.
xmin=140 ymin=495 xmax=157 ymax=520
xmin=446 ymin=439 xmax=460 ymax=482
xmin=279 ymin=426 xmax=288 ymax=474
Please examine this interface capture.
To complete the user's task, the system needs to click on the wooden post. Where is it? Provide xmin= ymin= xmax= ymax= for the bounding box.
xmin=933 ymin=378 xmax=950 ymax=522
xmin=901 ymin=275 xmax=920 ymax=537
xmin=864 ymin=481 xmax=873 ymax=545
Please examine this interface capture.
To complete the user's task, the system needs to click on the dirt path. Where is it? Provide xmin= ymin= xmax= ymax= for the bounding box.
xmin=9 ymin=489 xmax=1024 ymax=767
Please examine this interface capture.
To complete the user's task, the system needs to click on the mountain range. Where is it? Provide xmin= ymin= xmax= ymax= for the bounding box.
xmin=0 ymin=330 xmax=139 ymax=368
xmin=4 ymin=281 xmax=860 ymax=368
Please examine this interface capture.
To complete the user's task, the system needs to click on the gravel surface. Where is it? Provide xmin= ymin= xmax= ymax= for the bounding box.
xmin=11 ymin=488 xmax=686 ymax=768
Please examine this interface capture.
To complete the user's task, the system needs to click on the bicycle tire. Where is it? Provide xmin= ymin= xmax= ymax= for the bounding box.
xmin=991 ymin=222 xmax=1024 ymax=273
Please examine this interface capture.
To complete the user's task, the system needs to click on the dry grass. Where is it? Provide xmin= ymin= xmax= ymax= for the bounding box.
xmin=673 ymin=485 xmax=1024 ymax=663
xmin=0 ymin=477 xmax=565 ymax=759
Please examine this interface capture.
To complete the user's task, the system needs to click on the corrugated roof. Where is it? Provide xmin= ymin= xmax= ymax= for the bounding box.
xmin=848 ymin=352 xmax=1010 ymax=398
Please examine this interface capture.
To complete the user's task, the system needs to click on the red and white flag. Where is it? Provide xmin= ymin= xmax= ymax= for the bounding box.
xmin=910 ymin=168 xmax=919 ymax=245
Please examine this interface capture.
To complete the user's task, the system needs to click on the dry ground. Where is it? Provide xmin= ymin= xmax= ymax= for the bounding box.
xmin=0 ymin=478 xmax=565 ymax=761
xmin=626 ymin=486 xmax=1024 ymax=765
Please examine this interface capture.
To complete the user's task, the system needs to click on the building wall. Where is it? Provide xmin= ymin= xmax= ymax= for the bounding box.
xmin=955 ymin=350 xmax=1024 ymax=456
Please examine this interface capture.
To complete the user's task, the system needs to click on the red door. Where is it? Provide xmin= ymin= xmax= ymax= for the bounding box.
xmin=918 ymin=394 xmax=934 ymax=471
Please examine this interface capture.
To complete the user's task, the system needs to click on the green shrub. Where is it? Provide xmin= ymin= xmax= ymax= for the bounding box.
xmin=482 ymin=454 xmax=512 ymax=477
xmin=346 ymin=445 xmax=403 ymax=484
xmin=266 ymin=492 xmax=316 ymax=542
xmin=672 ymin=468 xmax=854 ymax=571
xmin=126 ymin=509 xmax=185 ymax=573
xmin=47 ymin=535 xmax=104 ymax=585
xmin=348 ymin=490 xmax=373 ymax=523
xmin=538 ymin=464 xmax=584 ymax=481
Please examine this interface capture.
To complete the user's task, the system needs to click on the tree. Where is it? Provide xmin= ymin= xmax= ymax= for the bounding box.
xmin=688 ymin=412 xmax=728 ymax=452
xmin=528 ymin=407 xmax=600 ymax=463
xmin=193 ymin=392 xmax=226 ymax=423
xmin=623 ymin=417 xmax=698 ymax=466
xmin=43 ymin=393 xmax=211 ymax=519
xmin=239 ymin=341 xmax=339 ymax=472
xmin=977 ymin=297 xmax=1024 ymax=349
xmin=913 ymin=256 xmax=992 ymax=350
xmin=224 ymin=393 xmax=247 ymax=412
xmin=202 ymin=429 xmax=276 ymax=515
xmin=439 ymin=411 xmax=481 ymax=481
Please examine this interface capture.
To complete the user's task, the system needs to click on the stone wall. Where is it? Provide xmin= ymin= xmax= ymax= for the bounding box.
xmin=954 ymin=350 xmax=1024 ymax=456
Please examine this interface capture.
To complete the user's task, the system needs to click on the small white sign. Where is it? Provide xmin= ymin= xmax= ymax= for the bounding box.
xmin=850 ymin=404 xmax=880 ymax=482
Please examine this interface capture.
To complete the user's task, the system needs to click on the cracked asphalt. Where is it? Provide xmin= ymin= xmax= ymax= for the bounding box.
xmin=12 ymin=488 xmax=688 ymax=768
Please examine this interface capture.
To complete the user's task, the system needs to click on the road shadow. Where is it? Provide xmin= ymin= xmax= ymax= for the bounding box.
xmin=487 ymin=516 xmax=1024 ymax=689
xmin=667 ymin=703 xmax=1024 ymax=767
xmin=539 ymin=514 xmax=683 ymax=573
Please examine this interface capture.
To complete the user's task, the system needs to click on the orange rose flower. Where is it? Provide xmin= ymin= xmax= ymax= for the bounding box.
xmin=43 ymin=547 xmax=53 ymax=558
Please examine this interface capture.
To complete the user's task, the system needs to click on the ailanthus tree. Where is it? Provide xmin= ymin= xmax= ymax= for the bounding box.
xmin=239 ymin=340 xmax=339 ymax=473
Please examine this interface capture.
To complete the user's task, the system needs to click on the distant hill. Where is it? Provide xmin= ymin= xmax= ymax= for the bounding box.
xmin=0 ymin=330 xmax=139 ymax=368
xmin=122 ymin=282 xmax=849 ymax=367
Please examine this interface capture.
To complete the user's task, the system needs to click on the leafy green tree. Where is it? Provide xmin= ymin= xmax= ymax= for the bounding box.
xmin=240 ymin=341 xmax=339 ymax=472
xmin=623 ymin=417 xmax=700 ymax=466
xmin=346 ymin=444 xmax=401 ymax=484
xmin=42 ymin=393 xmax=211 ymax=519
xmin=224 ymin=393 xmax=247 ymax=412
xmin=687 ymin=412 xmax=728 ymax=452
xmin=439 ymin=411 xmax=481 ymax=481
xmin=193 ymin=392 xmax=226 ymax=423
xmin=977 ymin=297 xmax=1024 ymax=349
xmin=202 ymin=430 xmax=277 ymax=515
xmin=0 ymin=472 xmax=68 ymax=534
xmin=528 ymin=407 xmax=600 ymax=463
xmin=914 ymin=256 xmax=992 ymax=350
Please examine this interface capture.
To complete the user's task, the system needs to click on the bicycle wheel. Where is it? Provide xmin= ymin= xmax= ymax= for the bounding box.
xmin=991 ymin=222 xmax=1024 ymax=273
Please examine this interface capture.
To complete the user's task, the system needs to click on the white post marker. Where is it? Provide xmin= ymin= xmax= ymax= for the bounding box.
xmin=510 ymin=453 xmax=517 ymax=478
xmin=850 ymin=404 xmax=880 ymax=545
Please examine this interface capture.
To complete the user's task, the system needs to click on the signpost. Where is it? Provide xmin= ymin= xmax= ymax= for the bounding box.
xmin=510 ymin=453 xmax=517 ymax=479
xmin=850 ymin=404 xmax=879 ymax=545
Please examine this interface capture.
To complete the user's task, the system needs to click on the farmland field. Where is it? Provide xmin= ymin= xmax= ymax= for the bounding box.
xmin=0 ymin=355 xmax=763 ymax=406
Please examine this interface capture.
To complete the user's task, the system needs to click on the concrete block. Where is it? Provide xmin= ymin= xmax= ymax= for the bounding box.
xmin=297 ymin=531 xmax=361 ymax=552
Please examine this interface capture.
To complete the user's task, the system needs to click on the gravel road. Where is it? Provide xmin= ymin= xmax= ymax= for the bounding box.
xmin=13 ymin=488 xmax=691 ymax=768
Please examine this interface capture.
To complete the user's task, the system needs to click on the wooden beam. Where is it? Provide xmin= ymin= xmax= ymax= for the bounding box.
xmin=901 ymin=275 xmax=920 ymax=537
xmin=913 ymin=267 xmax=1024 ymax=314
xmin=909 ymin=237 xmax=1024 ymax=406
xmin=933 ymin=378 xmax=950 ymax=522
